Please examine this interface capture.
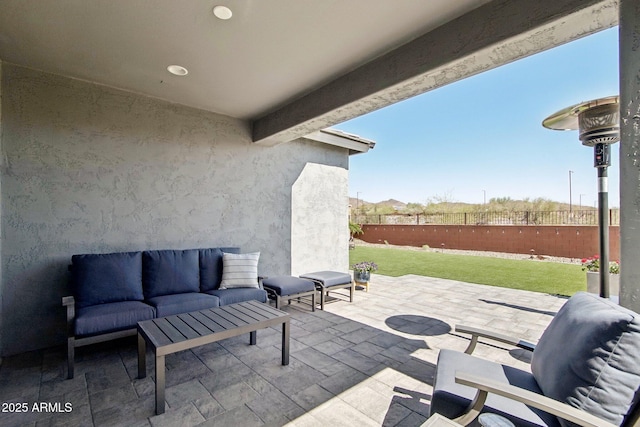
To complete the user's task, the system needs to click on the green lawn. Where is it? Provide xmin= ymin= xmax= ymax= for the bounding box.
xmin=349 ymin=246 xmax=586 ymax=296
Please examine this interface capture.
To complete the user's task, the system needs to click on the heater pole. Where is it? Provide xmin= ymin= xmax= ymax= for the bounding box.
xmin=598 ymin=164 xmax=610 ymax=298
xmin=543 ymin=97 xmax=619 ymax=301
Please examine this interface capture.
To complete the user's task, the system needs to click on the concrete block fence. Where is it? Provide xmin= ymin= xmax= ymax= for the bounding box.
xmin=359 ymin=224 xmax=620 ymax=260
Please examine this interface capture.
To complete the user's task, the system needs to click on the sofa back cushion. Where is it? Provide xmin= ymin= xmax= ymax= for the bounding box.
xmin=142 ymin=249 xmax=200 ymax=299
xmin=71 ymin=252 xmax=143 ymax=309
xmin=199 ymin=247 xmax=240 ymax=292
xmin=531 ymin=292 xmax=640 ymax=427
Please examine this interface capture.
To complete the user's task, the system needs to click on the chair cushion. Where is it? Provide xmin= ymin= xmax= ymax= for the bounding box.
xmin=199 ymin=247 xmax=240 ymax=292
xmin=263 ymin=276 xmax=315 ymax=296
xmin=219 ymin=252 xmax=260 ymax=289
xmin=142 ymin=249 xmax=200 ymax=299
xmin=71 ymin=252 xmax=143 ymax=309
xmin=532 ymin=292 xmax=640 ymax=427
xmin=146 ymin=292 xmax=220 ymax=318
xmin=431 ymin=349 xmax=560 ymax=427
xmin=75 ymin=301 xmax=155 ymax=337
xmin=300 ymin=271 xmax=351 ymax=287
xmin=206 ymin=288 xmax=267 ymax=306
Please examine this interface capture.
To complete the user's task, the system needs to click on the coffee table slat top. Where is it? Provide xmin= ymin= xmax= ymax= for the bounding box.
xmin=229 ymin=303 xmax=273 ymax=321
xmin=200 ymin=310 xmax=238 ymax=329
xmin=189 ymin=311 xmax=227 ymax=333
xmin=244 ymin=299 xmax=292 ymax=316
xmin=224 ymin=305 xmax=265 ymax=323
xmin=166 ymin=316 xmax=201 ymax=340
xmin=154 ymin=318 xmax=186 ymax=343
xmin=141 ymin=321 xmax=173 ymax=348
xmin=138 ymin=301 xmax=290 ymax=356
xmin=176 ymin=313 xmax=211 ymax=336
xmin=215 ymin=307 xmax=254 ymax=325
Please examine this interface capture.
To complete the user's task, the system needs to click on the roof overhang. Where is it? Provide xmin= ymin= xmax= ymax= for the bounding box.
xmin=304 ymin=129 xmax=376 ymax=156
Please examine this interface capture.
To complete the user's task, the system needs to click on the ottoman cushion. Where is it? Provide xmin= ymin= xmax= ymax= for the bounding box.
xmin=300 ymin=271 xmax=351 ymax=287
xmin=263 ymin=276 xmax=315 ymax=296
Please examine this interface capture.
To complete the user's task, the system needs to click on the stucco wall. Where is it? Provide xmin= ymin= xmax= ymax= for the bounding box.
xmin=0 ymin=64 xmax=348 ymax=356
xmin=291 ymin=162 xmax=349 ymax=276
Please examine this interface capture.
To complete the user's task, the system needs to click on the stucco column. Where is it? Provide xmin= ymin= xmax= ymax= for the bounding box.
xmin=619 ymin=0 xmax=640 ymax=311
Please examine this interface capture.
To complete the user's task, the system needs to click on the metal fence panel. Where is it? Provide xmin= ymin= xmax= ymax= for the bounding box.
xmin=351 ymin=209 xmax=619 ymax=226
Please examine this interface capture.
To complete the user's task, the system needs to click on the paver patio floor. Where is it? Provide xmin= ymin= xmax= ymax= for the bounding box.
xmin=0 ymin=274 xmax=567 ymax=427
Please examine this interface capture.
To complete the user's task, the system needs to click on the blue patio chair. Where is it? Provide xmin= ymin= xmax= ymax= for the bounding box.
xmin=429 ymin=292 xmax=640 ymax=427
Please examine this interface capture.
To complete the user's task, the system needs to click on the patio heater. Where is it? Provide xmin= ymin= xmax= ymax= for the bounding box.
xmin=542 ymin=96 xmax=620 ymax=298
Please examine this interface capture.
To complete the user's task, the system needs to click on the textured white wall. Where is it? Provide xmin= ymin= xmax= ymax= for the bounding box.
xmin=0 ymin=64 xmax=348 ymax=355
xmin=291 ymin=162 xmax=349 ymax=276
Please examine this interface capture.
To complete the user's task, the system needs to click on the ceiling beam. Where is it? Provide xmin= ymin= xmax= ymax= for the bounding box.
xmin=252 ymin=0 xmax=617 ymax=146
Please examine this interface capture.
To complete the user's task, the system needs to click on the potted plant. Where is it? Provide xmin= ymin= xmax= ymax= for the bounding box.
xmin=352 ymin=261 xmax=378 ymax=284
xmin=581 ymin=255 xmax=620 ymax=295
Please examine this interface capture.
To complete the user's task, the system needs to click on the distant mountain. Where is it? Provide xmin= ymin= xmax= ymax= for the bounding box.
xmin=349 ymin=197 xmax=602 ymax=212
xmin=376 ymin=199 xmax=406 ymax=208
xmin=349 ymin=198 xmax=406 ymax=208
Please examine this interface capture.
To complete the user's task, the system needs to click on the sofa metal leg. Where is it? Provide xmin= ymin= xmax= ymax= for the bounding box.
xmin=67 ymin=337 xmax=75 ymax=379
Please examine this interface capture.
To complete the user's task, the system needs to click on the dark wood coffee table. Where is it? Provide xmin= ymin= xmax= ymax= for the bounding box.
xmin=137 ymin=300 xmax=290 ymax=414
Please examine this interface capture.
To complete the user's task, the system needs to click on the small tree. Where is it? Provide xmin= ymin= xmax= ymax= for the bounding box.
xmin=349 ymin=221 xmax=363 ymax=238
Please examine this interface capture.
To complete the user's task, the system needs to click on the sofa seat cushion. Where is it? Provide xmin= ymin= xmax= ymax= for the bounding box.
xmin=199 ymin=247 xmax=240 ymax=292
xmin=531 ymin=292 xmax=640 ymax=427
xmin=71 ymin=251 xmax=143 ymax=309
xmin=143 ymin=249 xmax=200 ymax=299
xmin=431 ymin=349 xmax=560 ymax=427
xmin=146 ymin=292 xmax=220 ymax=318
xmin=206 ymin=288 xmax=267 ymax=306
xmin=75 ymin=301 xmax=155 ymax=337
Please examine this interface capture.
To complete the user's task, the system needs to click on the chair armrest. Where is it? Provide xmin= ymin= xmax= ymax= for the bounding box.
xmin=62 ymin=296 xmax=76 ymax=338
xmin=453 ymin=371 xmax=617 ymax=427
xmin=455 ymin=325 xmax=536 ymax=354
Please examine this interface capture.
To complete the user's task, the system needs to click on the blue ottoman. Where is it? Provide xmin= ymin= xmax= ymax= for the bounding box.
xmin=299 ymin=271 xmax=354 ymax=310
xmin=262 ymin=276 xmax=317 ymax=311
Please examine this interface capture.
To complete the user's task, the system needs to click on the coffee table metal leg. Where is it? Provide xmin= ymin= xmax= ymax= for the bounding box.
xmin=155 ymin=354 xmax=165 ymax=415
xmin=282 ymin=320 xmax=290 ymax=365
xmin=250 ymin=331 xmax=257 ymax=345
xmin=137 ymin=333 xmax=146 ymax=379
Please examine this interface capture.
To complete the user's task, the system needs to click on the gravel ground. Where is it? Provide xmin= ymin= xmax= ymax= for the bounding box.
xmin=352 ymin=239 xmax=582 ymax=265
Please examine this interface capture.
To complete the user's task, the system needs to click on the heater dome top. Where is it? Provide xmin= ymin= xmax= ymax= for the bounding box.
xmin=542 ymin=96 xmax=619 ymax=147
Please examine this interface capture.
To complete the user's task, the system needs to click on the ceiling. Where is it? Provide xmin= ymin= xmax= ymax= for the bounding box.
xmin=0 ymin=0 xmax=489 ymax=119
xmin=0 ymin=1 xmax=617 ymax=144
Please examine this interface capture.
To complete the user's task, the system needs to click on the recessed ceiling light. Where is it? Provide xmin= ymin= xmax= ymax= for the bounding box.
xmin=213 ymin=5 xmax=232 ymax=20
xmin=167 ymin=65 xmax=188 ymax=76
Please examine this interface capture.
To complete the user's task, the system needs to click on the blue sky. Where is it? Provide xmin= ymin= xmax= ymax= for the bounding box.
xmin=336 ymin=27 xmax=620 ymax=207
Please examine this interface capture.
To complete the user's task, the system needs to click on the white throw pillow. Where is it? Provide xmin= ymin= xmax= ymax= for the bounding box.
xmin=219 ymin=252 xmax=260 ymax=289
